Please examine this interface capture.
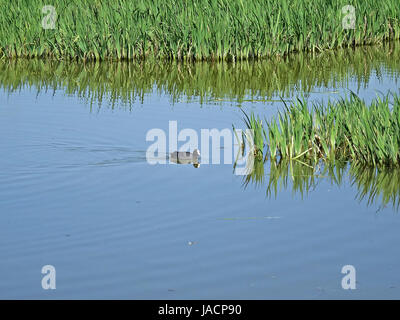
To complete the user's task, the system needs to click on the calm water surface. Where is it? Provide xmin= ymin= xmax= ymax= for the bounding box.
xmin=1 ymin=45 xmax=400 ymax=299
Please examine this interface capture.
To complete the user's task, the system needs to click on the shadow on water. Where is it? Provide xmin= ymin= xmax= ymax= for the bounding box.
xmin=241 ymin=157 xmax=400 ymax=212
xmin=1 ymin=44 xmax=400 ymax=107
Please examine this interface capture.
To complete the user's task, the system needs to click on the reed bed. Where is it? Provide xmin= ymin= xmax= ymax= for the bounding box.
xmin=1 ymin=0 xmax=399 ymax=61
xmin=242 ymin=93 xmax=400 ymax=167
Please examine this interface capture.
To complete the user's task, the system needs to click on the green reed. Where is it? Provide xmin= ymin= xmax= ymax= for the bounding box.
xmin=1 ymin=0 xmax=399 ymax=61
xmin=243 ymin=92 xmax=400 ymax=167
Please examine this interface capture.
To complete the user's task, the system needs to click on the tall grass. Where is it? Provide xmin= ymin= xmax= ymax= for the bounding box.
xmin=1 ymin=0 xmax=399 ymax=61
xmin=242 ymin=92 xmax=400 ymax=167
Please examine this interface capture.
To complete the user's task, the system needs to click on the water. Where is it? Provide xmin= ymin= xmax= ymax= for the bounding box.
xmin=1 ymin=45 xmax=400 ymax=299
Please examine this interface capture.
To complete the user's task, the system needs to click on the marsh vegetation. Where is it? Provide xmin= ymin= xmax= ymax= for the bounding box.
xmin=1 ymin=0 xmax=399 ymax=61
xmin=242 ymin=92 xmax=400 ymax=167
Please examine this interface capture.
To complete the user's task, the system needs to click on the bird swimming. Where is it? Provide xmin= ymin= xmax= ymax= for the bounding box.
xmin=170 ymin=149 xmax=200 ymax=168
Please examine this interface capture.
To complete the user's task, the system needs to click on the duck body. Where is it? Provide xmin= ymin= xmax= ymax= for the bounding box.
xmin=170 ymin=149 xmax=200 ymax=167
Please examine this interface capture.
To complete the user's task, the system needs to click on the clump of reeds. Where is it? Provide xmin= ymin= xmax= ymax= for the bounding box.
xmin=243 ymin=92 xmax=400 ymax=167
xmin=1 ymin=0 xmax=400 ymax=61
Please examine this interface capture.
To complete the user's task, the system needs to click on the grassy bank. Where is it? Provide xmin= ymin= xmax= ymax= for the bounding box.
xmin=242 ymin=93 xmax=400 ymax=167
xmin=1 ymin=0 xmax=400 ymax=61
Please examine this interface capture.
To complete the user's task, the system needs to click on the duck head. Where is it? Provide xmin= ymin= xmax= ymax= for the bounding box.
xmin=192 ymin=149 xmax=201 ymax=158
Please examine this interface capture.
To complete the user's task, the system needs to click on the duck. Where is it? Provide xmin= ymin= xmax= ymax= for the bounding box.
xmin=170 ymin=149 xmax=200 ymax=168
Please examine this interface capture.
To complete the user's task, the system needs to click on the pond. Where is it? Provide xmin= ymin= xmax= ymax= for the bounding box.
xmin=1 ymin=44 xmax=400 ymax=299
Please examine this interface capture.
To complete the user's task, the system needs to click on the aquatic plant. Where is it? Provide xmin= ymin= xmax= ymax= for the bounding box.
xmin=242 ymin=92 xmax=400 ymax=167
xmin=241 ymin=111 xmax=266 ymax=156
xmin=1 ymin=0 xmax=399 ymax=61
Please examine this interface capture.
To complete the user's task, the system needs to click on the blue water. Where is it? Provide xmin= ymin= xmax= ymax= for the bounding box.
xmin=1 ymin=59 xmax=400 ymax=299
